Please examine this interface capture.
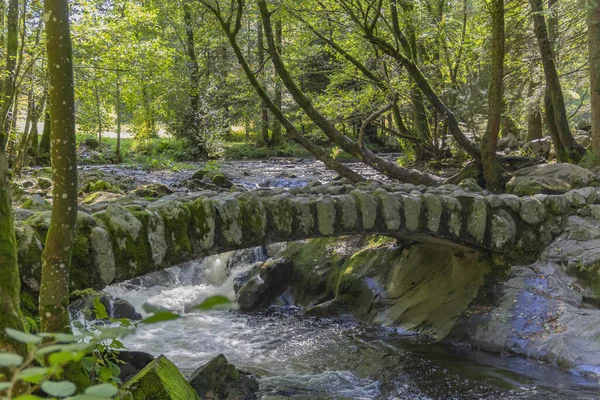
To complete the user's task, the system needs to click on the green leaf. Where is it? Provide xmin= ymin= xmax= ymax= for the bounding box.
xmin=84 ymin=383 xmax=118 ymax=397
xmin=65 ymin=394 xmax=108 ymax=400
xmin=0 ymin=353 xmax=24 ymax=367
xmin=18 ymin=367 xmax=52 ymax=384
xmin=14 ymin=395 xmax=46 ymax=400
xmin=95 ymin=327 xmax=135 ymax=340
xmin=41 ymin=380 xmax=77 ymax=397
xmin=36 ymin=342 xmax=91 ymax=356
xmin=99 ymin=366 xmax=113 ymax=381
xmin=0 ymin=382 xmax=11 ymax=391
xmin=5 ymin=328 xmax=42 ymax=344
xmin=39 ymin=333 xmax=80 ymax=343
xmin=48 ymin=350 xmax=86 ymax=366
xmin=141 ymin=302 xmax=166 ymax=313
xmin=93 ymin=297 xmax=109 ymax=319
xmin=141 ymin=310 xmax=180 ymax=324
xmin=192 ymin=295 xmax=236 ymax=311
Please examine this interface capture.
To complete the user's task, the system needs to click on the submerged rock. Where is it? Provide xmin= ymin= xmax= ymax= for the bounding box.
xmin=188 ymin=354 xmax=258 ymax=400
xmin=123 ymin=355 xmax=200 ymax=400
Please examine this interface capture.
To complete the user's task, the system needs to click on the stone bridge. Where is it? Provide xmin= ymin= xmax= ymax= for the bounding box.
xmin=15 ymin=179 xmax=600 ymax=293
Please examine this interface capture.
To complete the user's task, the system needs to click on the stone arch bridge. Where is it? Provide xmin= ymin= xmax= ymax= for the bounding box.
xmin=15 ymin=179 xmax=600 ymax=293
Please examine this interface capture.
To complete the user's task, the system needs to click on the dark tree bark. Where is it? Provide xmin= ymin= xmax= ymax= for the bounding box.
xmin=530 ymin=0 xmax=585 ymax=162
xmin=481 ymin=0 xmax=505 ymax=192
xmin=39 ymin=107 xmax=51 ymax=156
xmin=589 ymin=0 xmax=600 ymax=155
xmin=257 ymin=17 xmax=270 ymax=145
xmin=526 ymin=79 xmax=543 ymax=141
xmin=271 ymin=17 xmax=283 ymax=146
xmin=40 ymin=0 xmax=79 ymax=334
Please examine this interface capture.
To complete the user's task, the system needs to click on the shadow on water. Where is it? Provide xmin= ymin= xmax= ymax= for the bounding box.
xmin=102 ymin=247 xmax=600 ymax=400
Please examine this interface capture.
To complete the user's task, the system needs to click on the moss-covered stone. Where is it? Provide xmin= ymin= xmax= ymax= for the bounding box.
xmin=351 ymin=190 xmax=378 ymax=230
xmin=188 ymin=354 xmax=258 ymax=400
xmin=399 ymin=194 xmax=422 ymax=232
xmin=291 ymin=197 xmax=314 ymax=237
xmin=149 ymin=201 xmax=192 ymax=264
xmin=333 ymin=194 xmax=357 ymax=232
xmin=93 ymin=205 xmax=154 ymax=281
xmin=467 ymin=196 xmax=487 ymax=243
xmin=264 ymin=194 xmax=295 ymax=240
xmin=315 ymin=196 xmax=335 ymax=236
xmin=122 ymin=355 xmax=200 ymax=400
xmin=187 ymin=197 xmax=216 ymax=251
xmin=213 ymin=196 xmax=243 ymax=247
xmin=373 ymin=189 xmax=401 ymax=232
xmin=423 ymin=193 xmax=442 ymax=233
xmin=237 ymin=193 xmax=267 ymax=246
xmin=81 ymin=179 xmax=120 ymax=194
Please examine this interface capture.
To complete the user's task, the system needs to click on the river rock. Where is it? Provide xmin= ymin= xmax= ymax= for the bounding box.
xmin=188 ymin=354 xmax=258 ymax=400
xmin=37 ymin=177 xmax=52 ymax=189
xmin=507 ymin=163 xmax=594 ymax=196
xmin=132 ymin=183 xmax=173 ymax=198
xmin=237 ymin=259 xmax=294 ymax=311
xmin=117 ymin=351 xmax=155 ymax=383
xmin=123 ymin=355 xmax=200 ymax=400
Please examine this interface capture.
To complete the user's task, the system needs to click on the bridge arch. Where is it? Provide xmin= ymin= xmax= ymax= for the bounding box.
xmin=15 ymin=181 xmax=597 ymax=292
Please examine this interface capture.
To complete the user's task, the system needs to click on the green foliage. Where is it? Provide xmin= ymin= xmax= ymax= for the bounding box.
xmin=579 ymin=151 xmax=600 ymax=170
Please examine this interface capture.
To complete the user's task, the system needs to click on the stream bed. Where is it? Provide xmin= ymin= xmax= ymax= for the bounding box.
xmin=103 ymin=247 xmax=600 ymax=400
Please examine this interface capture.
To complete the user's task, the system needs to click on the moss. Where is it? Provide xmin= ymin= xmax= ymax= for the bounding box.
xmin=123 ymin=355 xmax=200 ymax=400
xmin=70 ymin=288 xmax=98 ymax=302
xmin=237 ymin=194 xmax=266 ymax=246
xmin=94 ymin=206 xmax=154 ymax=281
xmin=187 ymin=197 xmax=215 ymax=251
xmin=20 ymin=291 xmax=38 ymax=321
xmin=150 ymin=203 xmax=192 ymax=264
xmin=80 ymin=179 xmax=120 ymax=194
xmin=265 ymin=195 xmax=294 ymax=240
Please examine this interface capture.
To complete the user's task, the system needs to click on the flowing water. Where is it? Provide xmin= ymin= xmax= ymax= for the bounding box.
xmin=104 ymin=247 xmax=600 ymax=400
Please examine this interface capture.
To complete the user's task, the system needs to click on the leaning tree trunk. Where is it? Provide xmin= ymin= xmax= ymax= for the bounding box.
xmin=530 ymin=0 xmax=585 ymax=162
xmin=481 ymin=0 xmax=504 ymax=192
xmin=39 ymin=0 xmax=78 ymax=334
xmin=203 ymin=1 xmax=365 ymax=183
xmin=589 ymin=0 xmax=600 ymax=156
xmin=257 ymin=0 xmax=440 ymax=185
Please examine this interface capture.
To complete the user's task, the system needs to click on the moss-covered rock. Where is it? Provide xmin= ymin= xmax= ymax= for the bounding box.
xmin=93 ymin=204 xmax=154 ymax=281
xmin=188 ymin=197 xmax=216 ymax=251
xmin=188 ymin=354 xmax=258 ymax=400
xmin=131 ymin=183 xmax=173 ymax=199
xmin=122 ymin=355 xmax=200 ymax=400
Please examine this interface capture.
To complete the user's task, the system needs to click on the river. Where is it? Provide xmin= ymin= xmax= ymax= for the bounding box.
xmin=103 ymin=246 xmax=600 ymax=399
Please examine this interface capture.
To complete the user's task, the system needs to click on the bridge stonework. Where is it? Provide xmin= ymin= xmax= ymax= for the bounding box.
xmin=15 ymin=179 xmax=600 ymax=293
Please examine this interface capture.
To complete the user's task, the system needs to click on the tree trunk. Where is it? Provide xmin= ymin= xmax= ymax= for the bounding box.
xmin=271 ymin=17 xmax=283 ymax=146
xmin=481 ymin=0 xmax=504 ymax=192
xmin=257 ymin=18 xmax=269 ymax=145
xmin=115 ymin=69 xmax=122 ymax=163
xmin=589 ymin=0 xmax=600 ymax=156
xmin=39 ymin=107 xmax=51 ymax=156
xmin=0 ymin=0 xmax=25 ymax=355
xmin=527 ymin=79 xmax=543 ymax=141
xmin=40 ymin=0 xmax=78 ymax=334
xmin=202 ymin=1 xmax=365 ymax=183
xmin=258 ymin=0 xmax=440 ymax=185
xmin=95 ymin=83 xmax=102 ymax=145
xmin=0 ymin=148 xmax=25 ymax=355
xmin=530 ymin=0 xmax=585 ymax=162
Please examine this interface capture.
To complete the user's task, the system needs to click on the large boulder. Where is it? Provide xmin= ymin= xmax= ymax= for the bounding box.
xmin=187 ymin=354 xmax=258 ymax=400
xmin=507 ymin=163 xmax=595 ymax=195
xmin=236 ymin=259 xmax=293 ymax=312
xmin=523 ymin=137 xmax=551 ymax=158
xmin=122 ymin=355 xmax=200 ymax=400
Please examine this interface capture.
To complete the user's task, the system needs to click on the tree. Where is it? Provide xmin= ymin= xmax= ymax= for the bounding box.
xmin=0 ymin=0 xmax=26 ymax=357
xmin=39 ymin=0 xmax=79 ymax=334
xmin=530 ymin=0 xmax=585 ymax=162
xmin=589 ymin=0 xmax=600 ymax=156
xmin=481 ymin=0 xmax=505 ymax=192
